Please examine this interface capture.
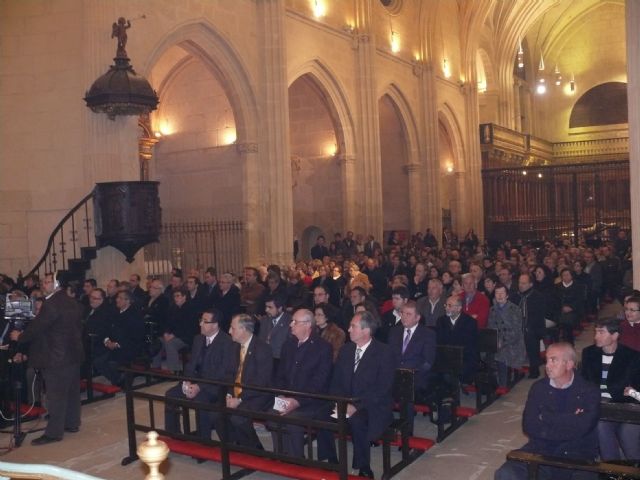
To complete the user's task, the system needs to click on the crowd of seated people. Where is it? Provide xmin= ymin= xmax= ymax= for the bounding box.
xmin=0 ymin=226 xmax=637 ymax=476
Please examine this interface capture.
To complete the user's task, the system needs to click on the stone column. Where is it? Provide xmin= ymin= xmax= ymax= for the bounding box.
xmin=337 ymin=154 xmax=357 ymax=232
xmin=257 ymin=0 xmax=293 ymax=265
xmin=237 ymin=142 xmax=263 ymax=265
xmin=626 ymin=1 xmax=640 ymax=288
xmin=404 ymin=163 xmax=422 ymax=234
xmin=416 ymin=61 xmax=442 ymax=235
xmin=354 ymin=0 xmax=383 ymax=239
xmin=461 ymin=78 xmax=485 ymax=239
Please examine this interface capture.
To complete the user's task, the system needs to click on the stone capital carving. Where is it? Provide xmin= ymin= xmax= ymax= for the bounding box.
xmin=236 ymin=142 xmax=258 ymax=154
xmin=403 ymin=163 xmax=421 ymax=174
xmin=336 ymin=153 xmax=356 ymax=164
xmin=411 ymin=59 xmax=423 ymax=77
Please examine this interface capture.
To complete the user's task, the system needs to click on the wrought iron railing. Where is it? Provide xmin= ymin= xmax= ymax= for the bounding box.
xmin=143 ymin=219 xmax=245 ymax=282
xmin=26 ymin=192 xmax=96 ymax=279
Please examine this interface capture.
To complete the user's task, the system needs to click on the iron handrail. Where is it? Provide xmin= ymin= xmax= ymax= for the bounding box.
xmin=25 ymin=191 xmax=94 ymax=278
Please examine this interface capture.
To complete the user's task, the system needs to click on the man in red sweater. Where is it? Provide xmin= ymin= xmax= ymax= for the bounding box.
xmin=460 ymin=273 xmax=490 ymax=329
xmin=620 ymin=296 xmax=640 ymax=352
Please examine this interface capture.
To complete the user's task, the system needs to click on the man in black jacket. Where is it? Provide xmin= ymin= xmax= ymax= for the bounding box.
xmin=389 ymin=301 xmax=436 ymax=434
xmin=269 ymin=308 xmax=332 ymax=457
xmin=310 ymin=235 xmax=330 ymax=260
xmin=164 ymin=308 xmax=238 ymax=440
xmin=11 ymin=272 xmax=84 ymax=445
xmin=516 ymin=273 xmax=546 ymax=379
xmin=580 ymin=318 xmax=640 ymax=460
xmin=93 ymin=290 xmax=145 ymax=386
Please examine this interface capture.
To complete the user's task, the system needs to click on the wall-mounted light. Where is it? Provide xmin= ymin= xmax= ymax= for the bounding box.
xmin=522 ymin=170 xmax=527 ymax=176
xmin=158 ymin=119 xmax=173 ymax=136
xmin=569 ymin=72 xmax=576 ymax=93
xmin=446 ymin=165 xmax=454 ymax=173
xmin=537 ymin=173 xmax=543 ymax=179
xmin=554 ymin=65 xmax=562 ymax=86
xmin=222 ymin=126 xmax=237 ymax=145
xmin=517 ymin=41 xmax=524 ymax=69
xmin=154 ymin=131 xmax=162 ymax=138
xmin=312 ymin=0 xmax=326 ymax=18
xmin=390 ymin=30 xmax=400 ymax=53
xmin=443 ymin=58 xmax=451 ymax=78
xmin=536 ymin=55 xmax=546 ymax=95
xmin=325 ymin=143 xmax=337 ymax=157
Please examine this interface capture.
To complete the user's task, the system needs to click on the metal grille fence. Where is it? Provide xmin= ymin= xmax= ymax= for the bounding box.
xmin=143 ymin=219 xmax=245 ymax=282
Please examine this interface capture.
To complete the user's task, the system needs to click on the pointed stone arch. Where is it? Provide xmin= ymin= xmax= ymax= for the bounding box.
xmin=142 ymin=20 xmax=262 ymax=263
xmin=438 ymin=103 xmax=466 ymax=170
xmin=288 ymin=58 xmax=357 ymax=231
xmin=288 ymin=58 xmax=356 ymax=158
xmin=378 ymin=83 xmax=421 ymax=166
xmin=143 ymin=20 xmax=259 ymax=145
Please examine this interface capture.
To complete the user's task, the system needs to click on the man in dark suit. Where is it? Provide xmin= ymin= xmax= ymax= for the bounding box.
xmin=318 ymin=311 xmax=395 ymax=479
xmin=269 ymin=309 xmax=332 ymax=457
xmin=143 ymin=279 xmax=170 ymax=337
xmin=93 ymin=290 xmax=146 ymax=386
xmin=164 ymin=308 xmax=238 ymax=440
xmin=225 ymin=314 xmax=273 ymax=449
xmin=363 ymin=234 xmax=382 ymax=258
xmin=212 ymin=273 xmax=241 ymax=332
xmin=435 ymin=295 xmax=478 ymax=384
xmin=377 ymin=286 xmax=408 ymax=343
xmin=416 ymin=278 xmax=446 ymax=327
xmin=83 ymin=287 xmax=110 ymax=374
xmin=259 ymin=295 xmax=292 ymax=372
xmin=515 ymin=273 xmax=546 ymax=379
xmin=11 ymin=272 xmax=84 ymax=445
xmin=389 ymin=300 xmax=436 ymax=435
xmin=129 ymin=273 xmax=149 ymax=309
xmin=202 ymin=267 xmax=219 ymax=307
xmin=580 ymin=318 xmax=640 ymax=461
xmin=310 ymin=235 xmax=330 ymax=260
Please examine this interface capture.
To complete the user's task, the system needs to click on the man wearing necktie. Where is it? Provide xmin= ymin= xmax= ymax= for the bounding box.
xmin=389 ymin=301 xmax=436 ymax=435
xmin=163 ymin=308 xmax=237 ymax=440
xmin=317 ymin=311 xmax=394 ymax=479
xmin=225 ymin=313 xmax=273 ymax=449
xmin=258 ymin=295 xmax=292 ymax=374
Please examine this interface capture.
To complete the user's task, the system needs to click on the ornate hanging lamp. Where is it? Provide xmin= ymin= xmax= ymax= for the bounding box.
xmin=84 ymin=17 xmax=159 ymax=120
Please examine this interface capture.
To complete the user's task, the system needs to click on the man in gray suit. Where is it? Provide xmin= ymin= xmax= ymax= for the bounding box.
xmin=416 ymin=278 xmax=446 ymax=327
xmin=258 ymin=295 xmax=292 ymax=373
xmin=11 ymin=272 xmax=84 ymax=445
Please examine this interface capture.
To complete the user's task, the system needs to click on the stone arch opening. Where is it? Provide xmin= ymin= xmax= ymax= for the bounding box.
xmin=300 ymin=225 xmax=325 ymax=261
xmin=378 ymin=94 xmax=412 ymax=233
xmin=569 ymin=82 xmax=628 ymax=128
xmin=438 ymin=106 xmax=465 ymax=234
xmin=289 ymin=74 xmax=345 ymax=244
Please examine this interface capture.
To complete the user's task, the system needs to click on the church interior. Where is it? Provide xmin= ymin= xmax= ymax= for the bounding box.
xmin=1 ymin=0 xmax=640 ymax=479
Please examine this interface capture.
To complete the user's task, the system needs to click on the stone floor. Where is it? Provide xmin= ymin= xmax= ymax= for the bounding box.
xmin=1 ymin=304 xmax=611 ymax=480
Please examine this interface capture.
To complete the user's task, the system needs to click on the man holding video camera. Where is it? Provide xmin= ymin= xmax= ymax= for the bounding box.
xmin=10 ymin=271 xmax=84 ymax=445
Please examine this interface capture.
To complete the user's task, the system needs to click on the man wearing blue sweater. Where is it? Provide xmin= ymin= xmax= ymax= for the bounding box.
xmin=494 ymin=343 xmax=600 ymax=480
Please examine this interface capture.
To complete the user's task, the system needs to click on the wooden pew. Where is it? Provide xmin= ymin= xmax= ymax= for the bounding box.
xmin=506 ymin=402 xmax=640 ymax=479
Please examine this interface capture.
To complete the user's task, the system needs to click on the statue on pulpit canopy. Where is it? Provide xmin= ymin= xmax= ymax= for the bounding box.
xmin=111 ymin=17 xmax=131 ymax=57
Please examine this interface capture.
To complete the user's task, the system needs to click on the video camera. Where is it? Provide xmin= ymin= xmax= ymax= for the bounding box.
xmin=3 ymin=292 xmax=36 ymax=333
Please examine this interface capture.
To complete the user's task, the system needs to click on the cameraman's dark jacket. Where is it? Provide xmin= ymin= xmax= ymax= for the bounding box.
xmin=18 ymin=290 xmax=84 ymax=368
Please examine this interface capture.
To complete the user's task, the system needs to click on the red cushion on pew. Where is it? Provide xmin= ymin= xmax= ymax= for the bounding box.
xmin=161 ymin=436 xmax=362 ymax=480
xmin=9 ymin=402 xmax=47 ymax=417
xmin=393 ymin=402 xmax=432 ymax=414
xmin=383 ymin=435 xmax=435 ymax=451
xmin=454 ymin=406 xmax=476 ymax=418
xmin=495 ymin=386 xmax=510 ymax=396
xmin=80 ymin=379 xmax=121 ymax=394
xmin=462 ymin=385 xmax=478 ymax=393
